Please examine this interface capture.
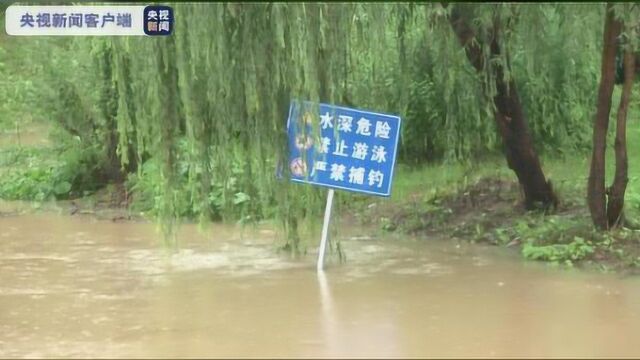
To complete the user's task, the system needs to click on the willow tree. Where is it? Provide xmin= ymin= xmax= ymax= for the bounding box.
xmin=29 ymin=37 xmax=142 ymax=192
xmin=153 ymin=3 xmax=363 ymax=251
xmin=446 ymin=3 xmax=558 ymax=210
xmin=92 ymin=39 xmax=129 ymax=184
xmin=10 ymin=3 xmax=609 ymax=247
xmin=587 ymin=4 xmax=638 ymax=230
xmin=514 ymin=4 xmax=602 ymax=154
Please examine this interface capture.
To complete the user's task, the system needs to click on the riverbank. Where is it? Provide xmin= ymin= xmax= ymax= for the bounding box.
xmin=2 ymin=124 xmax=640 ymax=273
xmin=343 ymin=126 xmax=640 ymax=273
xmin=349 ymin=175 xmax=640 ymax=274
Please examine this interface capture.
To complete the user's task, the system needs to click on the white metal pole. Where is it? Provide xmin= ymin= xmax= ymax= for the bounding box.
xmin=317 ymin=189 xmax=335 ymax=272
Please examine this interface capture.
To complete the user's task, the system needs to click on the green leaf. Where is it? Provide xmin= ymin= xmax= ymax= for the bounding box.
xmin=233 ymin=192 xmax=251 ymax=205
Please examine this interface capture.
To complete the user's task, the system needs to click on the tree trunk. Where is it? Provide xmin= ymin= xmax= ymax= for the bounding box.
xmin=97 ymin=42 xmax=126 ymax=185
xmin=606 ymin=48 xmax=635 ymax=227
xmin=587 ymin=4 xmax=621 ymax=230
xmin=448 ymin=4 xmax=557 ymax=210
xmin=103 ymin=122 xmax=125 ymax=184
xmin=157 ymin=34 xmax=180 ymax=190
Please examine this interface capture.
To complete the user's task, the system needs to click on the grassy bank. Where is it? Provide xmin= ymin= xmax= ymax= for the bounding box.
xmin=2 ymin=120 xmax=640 ymax=272
xmin=344 ymin=123 xmax=640 ymax=273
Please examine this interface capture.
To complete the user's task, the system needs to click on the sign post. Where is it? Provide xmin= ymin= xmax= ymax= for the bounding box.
xmin=287 ymin=100 xmax=401 ymax=271
xmin=317 ymin=189 xmax=335 ymax=272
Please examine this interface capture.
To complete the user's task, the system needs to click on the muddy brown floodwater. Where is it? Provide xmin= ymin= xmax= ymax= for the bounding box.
xmin=1 ymin=211 xmax=640 ymax=358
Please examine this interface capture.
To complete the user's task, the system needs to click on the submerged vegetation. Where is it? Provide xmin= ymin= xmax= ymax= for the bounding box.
xmin=2 ymin=3 xmax=640 ymax=269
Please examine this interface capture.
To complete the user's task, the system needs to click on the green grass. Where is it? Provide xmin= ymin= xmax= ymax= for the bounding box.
xmin=0 ymin=126 xmax=100 ymax=202
xmin=389 ymin=158 xmax=508 ymax=202
xmin=381 ymin=119 xmax=640 ymax=212
xmin=0 ymin=144 xmax=63 ymax=201
xmin=542 ymin=121 xmax=640 ymax=216
xmin=342 ymin=119 xmax=640 ymax=272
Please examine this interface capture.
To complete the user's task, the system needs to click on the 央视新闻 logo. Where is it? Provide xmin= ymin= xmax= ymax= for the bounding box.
xmin=143 ymin=5 xmax=172 ymax=36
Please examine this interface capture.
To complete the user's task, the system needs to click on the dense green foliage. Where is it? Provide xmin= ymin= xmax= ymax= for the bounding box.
xmin=0 ymin=3 xmax=629 ymax=250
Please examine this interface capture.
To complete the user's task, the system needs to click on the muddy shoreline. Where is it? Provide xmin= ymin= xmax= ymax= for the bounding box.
xmin=3 ymin=175 xmax=640 ymax=275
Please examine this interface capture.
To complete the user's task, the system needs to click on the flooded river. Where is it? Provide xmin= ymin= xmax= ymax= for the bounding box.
xmin=1 ymin=212 xmax=640 ymax=358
